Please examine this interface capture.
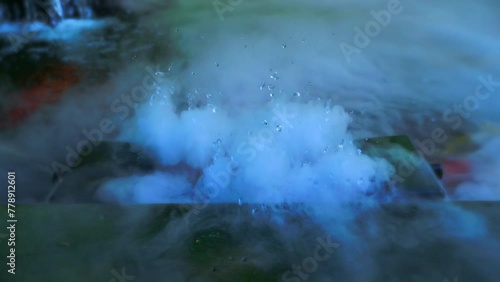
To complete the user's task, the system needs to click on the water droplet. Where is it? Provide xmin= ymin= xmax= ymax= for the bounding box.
xmin=302 ymin=39 xmax=306 ymax=43
xmin=282 ymin=44 xmax=287 ymax=49
xmin=206 ymin=93 xmax=212 ymax=99
xmin=238 ymin=198 xmax=243 ymax=206
xmin=269 ymin=93 xmax=274 ymax=98
xmin=207 ymin=104 xmax=217 ymax=113
xmin=293 ymin=92 xmax=301 ymax=97
xmin=191 ymin=72 xmax=195 ymax=75
xmin=338 ymin=139 xmax=345 ymax=150
xmin=323 ymin=146 xmax=329 ymax=154
xmin=263 ymin=120 xmax=268 ymax=125
xmin=270 ymin=72 xmax=279 ymax=80
xmin=252 ymin=208 xmax=257 ymax=215
xmin=155 ymin=71 xmax=165 ymax=77
xmin=260 ymin=82 xmax=266 ymax=90
xmin=357 ymin=149 xmax=362 ymax=155
xmin=276 ymin=125 xmax=282 ymax=132
xmin=215 ymin=62 xmax=219 ymax=67
xmin=267 ymin=84 xmax=275 ymax=90
xmin=241 ymin=257 xmax=247 ymax=262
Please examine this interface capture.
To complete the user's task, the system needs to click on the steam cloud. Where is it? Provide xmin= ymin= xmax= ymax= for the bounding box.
xmin=0 ymin=0 xmax=499 ymax=281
